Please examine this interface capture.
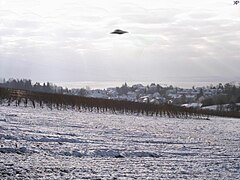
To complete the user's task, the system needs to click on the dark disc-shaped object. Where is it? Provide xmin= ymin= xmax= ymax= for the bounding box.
xmin=111 ymin=29 xmax=128 ymax=34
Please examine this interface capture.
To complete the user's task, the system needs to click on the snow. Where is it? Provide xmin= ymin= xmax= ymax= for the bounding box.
xmin=181 ymin=103 xmax=203 ymax=108
xmin=0 ymin=105 xmax=240 ymax=179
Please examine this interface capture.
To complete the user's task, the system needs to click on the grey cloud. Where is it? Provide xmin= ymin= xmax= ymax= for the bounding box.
xmin=11 ymin=20 xmax=40 ymax=29
xmin=187 ymin=11 xmax=217 ymax=19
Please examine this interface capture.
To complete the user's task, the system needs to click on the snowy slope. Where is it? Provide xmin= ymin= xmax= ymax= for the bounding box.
xmin=0 ymin=105 xmax=240 ymax=179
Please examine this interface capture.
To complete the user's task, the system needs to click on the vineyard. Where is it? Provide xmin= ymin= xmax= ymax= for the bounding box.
xmin=0 ymin=87 xmax=239 ymax=119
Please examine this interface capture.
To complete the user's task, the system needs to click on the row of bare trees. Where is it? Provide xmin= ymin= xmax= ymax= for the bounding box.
xmin=0 ymin=87 xmax=239 ymax=119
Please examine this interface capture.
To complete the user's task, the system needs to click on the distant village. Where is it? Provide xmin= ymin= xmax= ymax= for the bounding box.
xmin=0 ymin=78 xmax=239 ymax=111
xmin=71 ymin=83 xmax=220 ymax=106
xmin=71 ymin=82 xmax=240 ymax=111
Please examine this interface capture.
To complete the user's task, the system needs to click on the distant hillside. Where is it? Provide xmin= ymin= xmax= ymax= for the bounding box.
xmin=1 ymin=78 xmax=240 ymax=111
xmin=0 ymin=86 xmax=239 ymax=119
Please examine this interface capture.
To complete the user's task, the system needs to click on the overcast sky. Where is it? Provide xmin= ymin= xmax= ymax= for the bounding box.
xmin=0 ymin=0 xmax=239 ymax=83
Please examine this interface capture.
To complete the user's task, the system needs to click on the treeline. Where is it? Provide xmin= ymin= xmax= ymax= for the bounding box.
xmin=0 ymin=87 xmax=239 ymax=119
xmin=202 ymin=83 xmax=240 ymax=106
xmin=0 ymin=78 xmax=68 ymax=94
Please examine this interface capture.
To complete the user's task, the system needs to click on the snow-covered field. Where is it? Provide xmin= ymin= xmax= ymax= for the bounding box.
xmin=0 ymin=105 xmax=240 ymax=179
